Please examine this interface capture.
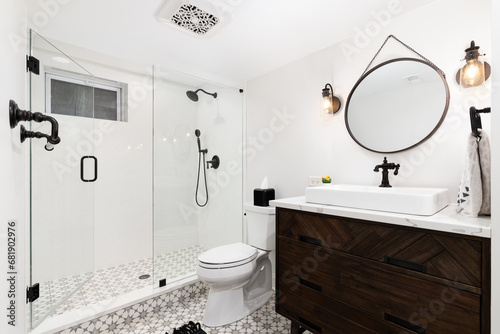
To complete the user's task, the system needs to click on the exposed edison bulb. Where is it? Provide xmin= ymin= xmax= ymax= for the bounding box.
xmin=460 ymin=59 xmax=485 ymax=88
xmin=465 ymin=62 xmax=478 ymax=78
xmin=323 ymin=96 xmax=333 ymax=114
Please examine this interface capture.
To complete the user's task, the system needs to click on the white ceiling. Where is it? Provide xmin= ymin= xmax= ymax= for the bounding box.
xmin=27 ymin=0 xmax=440 ymax=86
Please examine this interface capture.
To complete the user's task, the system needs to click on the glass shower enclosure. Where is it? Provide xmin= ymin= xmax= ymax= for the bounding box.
xmin=26 ymin=31 xmax=244 ymax=329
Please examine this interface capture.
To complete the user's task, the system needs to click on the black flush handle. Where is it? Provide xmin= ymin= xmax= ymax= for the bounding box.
xmin=385 ymin=256 xmax=426 ymax=273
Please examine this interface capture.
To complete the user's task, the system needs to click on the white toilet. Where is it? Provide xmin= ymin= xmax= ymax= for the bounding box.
xmin=196 ymin=203 xmax=275 ymax=327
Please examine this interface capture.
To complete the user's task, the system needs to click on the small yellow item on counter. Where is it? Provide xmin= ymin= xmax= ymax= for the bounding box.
xmin=322 ymin=176 xmax=331 ymax=183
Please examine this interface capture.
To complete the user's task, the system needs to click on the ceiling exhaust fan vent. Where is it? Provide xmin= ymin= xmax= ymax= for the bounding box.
xmin=155 ymin=0 xmax=229 ymax=38
xmin=171 ymin=4 xmax=219 ymax=35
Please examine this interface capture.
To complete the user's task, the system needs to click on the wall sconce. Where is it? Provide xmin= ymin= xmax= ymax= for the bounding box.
xmin=322 ymin=83 xmax=341 ymax=114
xmin=456 ymin=41 xmax=491 ymax=88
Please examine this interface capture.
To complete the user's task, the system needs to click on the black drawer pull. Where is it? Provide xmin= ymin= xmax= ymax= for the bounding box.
xmin=385 ymin=313 xmax=426 ymax=333
xmin=299 ymin=278 xmax=322 ymax=292
xmin=385 ymin=256 xmax=426 ymax=273
xmin=299 ymin=235 xmax=322 ymax=246
xmin=299 ymin=316 xmax=322 ymax=333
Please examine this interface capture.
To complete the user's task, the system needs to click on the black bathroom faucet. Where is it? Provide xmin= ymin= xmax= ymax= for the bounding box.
xmin=374 ymin=157 xmax=400 ymax=188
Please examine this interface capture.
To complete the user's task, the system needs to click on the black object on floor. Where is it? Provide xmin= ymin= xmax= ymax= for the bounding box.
xmin=166 ymin=321 xmax=207 ymax=334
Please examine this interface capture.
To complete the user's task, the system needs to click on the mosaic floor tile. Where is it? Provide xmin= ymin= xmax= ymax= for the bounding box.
xmin=35 ymin=245 xmax=311 ymax=334
xmin=31 ymin=245 xmax=205 ymax=326
xmin=55 ymin=281 xmax=311 ymax=334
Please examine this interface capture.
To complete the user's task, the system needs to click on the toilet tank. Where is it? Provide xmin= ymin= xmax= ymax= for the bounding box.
xmin=244 ymin=203 xmax=276 ymax=251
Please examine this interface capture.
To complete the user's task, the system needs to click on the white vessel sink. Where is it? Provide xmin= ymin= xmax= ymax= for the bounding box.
xmin=305 ymin=184 xmax=449 ymax=216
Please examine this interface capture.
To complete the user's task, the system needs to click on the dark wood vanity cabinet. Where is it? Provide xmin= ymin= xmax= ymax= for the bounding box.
xmin=275 ymin=208 xmax=491 ymax=334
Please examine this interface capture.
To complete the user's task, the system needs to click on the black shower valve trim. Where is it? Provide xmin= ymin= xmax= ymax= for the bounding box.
xmin=206 ymin=155 xmax=220 ymax=169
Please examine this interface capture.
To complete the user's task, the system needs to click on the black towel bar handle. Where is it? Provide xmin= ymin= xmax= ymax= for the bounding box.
xmin=470 ymin=106 xmax=491 ymax=138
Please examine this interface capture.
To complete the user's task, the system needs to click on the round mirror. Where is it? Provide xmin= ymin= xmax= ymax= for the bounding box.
xmin=345 ymin=58 xmax=449 ymax=153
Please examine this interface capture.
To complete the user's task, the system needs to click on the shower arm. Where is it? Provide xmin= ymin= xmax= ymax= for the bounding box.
xmin=195 ymin=89 xmax=217 ymax=99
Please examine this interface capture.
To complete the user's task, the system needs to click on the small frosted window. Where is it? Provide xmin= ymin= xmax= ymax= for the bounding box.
xmin=46 ymin=72 xmax=127 ymax=122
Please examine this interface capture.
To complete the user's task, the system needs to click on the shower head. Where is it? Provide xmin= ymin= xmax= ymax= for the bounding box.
xmin=187 ymin=90 xmax=199 ymax=102
xmin=186 ymin=89 xmax=217 ymax=102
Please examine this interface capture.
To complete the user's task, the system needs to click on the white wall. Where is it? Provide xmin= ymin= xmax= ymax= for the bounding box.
xmin=490 ymin=0 xmax=499 ymax=331
xmin=246 ymin=0 xmax=491 ymax=201
xmin=0 ymin=1 xmax=27 ymax=333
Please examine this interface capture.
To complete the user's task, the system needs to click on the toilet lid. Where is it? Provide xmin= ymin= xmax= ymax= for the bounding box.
xmin=198 ymin=243 xmax=257 ymax=268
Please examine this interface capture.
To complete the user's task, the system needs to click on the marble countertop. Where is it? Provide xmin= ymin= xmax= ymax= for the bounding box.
xmin=270 ymin=196 xmax=491 ymax=238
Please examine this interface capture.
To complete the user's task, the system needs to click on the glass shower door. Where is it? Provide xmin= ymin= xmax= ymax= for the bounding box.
xmin=28 ymin=31 xmax=95 ymax=328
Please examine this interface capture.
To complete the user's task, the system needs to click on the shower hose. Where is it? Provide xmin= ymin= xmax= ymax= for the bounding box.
xmin=195 ymin=150 xmax=209 ymax=207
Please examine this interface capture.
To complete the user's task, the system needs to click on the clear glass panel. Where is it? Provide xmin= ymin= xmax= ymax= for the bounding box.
xmin=29 ymin=30 xmax=95 ymax=328
xmin=153 ymin=67 xmax=243 ymax=287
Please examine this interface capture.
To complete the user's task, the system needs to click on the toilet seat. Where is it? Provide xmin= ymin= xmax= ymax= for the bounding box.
xmin=198 ymin=243 xmax=258 ymax=269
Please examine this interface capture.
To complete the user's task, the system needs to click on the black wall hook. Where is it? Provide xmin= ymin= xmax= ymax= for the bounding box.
xmin=470 ymin=106 xmax=491 ymax=138
xmin=9 ymin=99 xmax=61 ymax=151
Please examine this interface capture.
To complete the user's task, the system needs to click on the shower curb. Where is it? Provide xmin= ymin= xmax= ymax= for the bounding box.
xmin=54 ymin=281 xmax=208 ymax=334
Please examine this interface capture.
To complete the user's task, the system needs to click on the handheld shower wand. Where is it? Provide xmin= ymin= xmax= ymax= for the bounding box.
xmin=195 ymin=129 xmax=209 ymax=207
xmin=195 ymin=129 xmax=207 ymax=153
xmin=194 ymin=129 xmax=220 ymax=207
xmin=195 ymin=129 xmax=201 ymax=151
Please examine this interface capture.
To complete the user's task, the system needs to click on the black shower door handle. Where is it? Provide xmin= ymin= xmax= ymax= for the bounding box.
xmin=80 ymin=156 xmax=98 ymax=182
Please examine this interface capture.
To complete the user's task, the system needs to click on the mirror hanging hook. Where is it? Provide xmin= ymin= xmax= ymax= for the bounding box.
xmin=360 ymin=35 xmax=446 ymax=79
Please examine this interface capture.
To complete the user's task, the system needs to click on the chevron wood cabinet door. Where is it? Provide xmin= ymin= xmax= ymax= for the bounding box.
xmin=275 ymin=208 xmax=491 ymax=334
